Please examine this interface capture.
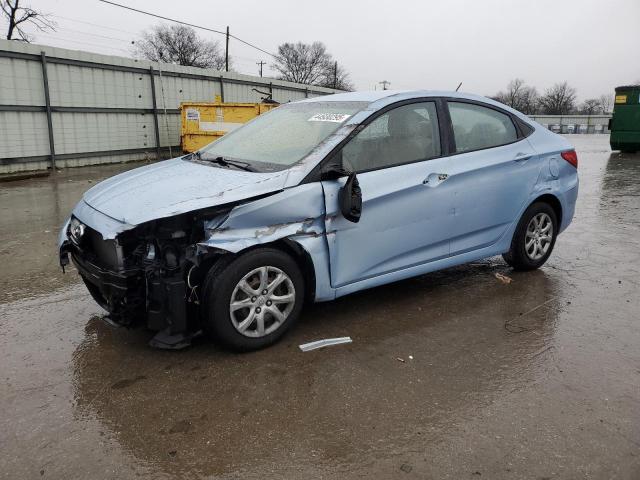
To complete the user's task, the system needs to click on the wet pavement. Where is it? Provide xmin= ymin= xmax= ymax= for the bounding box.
xmin=1 ymin=135 xmax=639 ymax=479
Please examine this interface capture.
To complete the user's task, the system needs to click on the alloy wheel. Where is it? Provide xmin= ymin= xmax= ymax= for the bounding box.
xmin=525 ymin=212 xmax=553 ymax=260
xmin=229 ymin=266 xmax=296 ymax=338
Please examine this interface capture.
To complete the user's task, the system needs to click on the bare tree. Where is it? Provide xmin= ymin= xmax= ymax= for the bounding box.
xmin=316 ymin=61 xmax=354 ymax=91
xmin=134 ymin=24 xmax=227 ymax=70
xmin=273 ymin=41 xmax=331 ymax=85
xmin=598 ymin=94 xmax=613 ymax=114
xmin=538 ymin=82 xmax=577 ymax=115
xmin=273 ymin=41 xmax=353 ymax=90
xmin=579 ymin=98 xmax=602 ymax=115
xmin=494 ymin=78 xmax=525 ymax=108
xmin=1 ymin=0 xmax=55 ymax=41
xmin=493 ymin=79 xmax=539 ymax=114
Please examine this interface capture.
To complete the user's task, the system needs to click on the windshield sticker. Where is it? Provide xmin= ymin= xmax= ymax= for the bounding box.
xmin=308 ymin=113 xmax=351 ymax=123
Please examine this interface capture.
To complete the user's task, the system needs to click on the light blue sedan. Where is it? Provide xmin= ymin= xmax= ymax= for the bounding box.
xmin=58 ymin=90 xmax=578 ymax=350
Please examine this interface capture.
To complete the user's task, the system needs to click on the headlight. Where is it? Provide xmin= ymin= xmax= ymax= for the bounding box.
xmin=69 ymin=217 xmax=86 ymax=245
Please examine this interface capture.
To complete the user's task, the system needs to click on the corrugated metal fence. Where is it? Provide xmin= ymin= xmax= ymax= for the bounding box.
xmin=0 ymin=40 xmax=339 ymax=175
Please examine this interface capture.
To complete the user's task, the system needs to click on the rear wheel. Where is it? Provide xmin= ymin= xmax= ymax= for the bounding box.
xmin=201 ymin=248 xmax=304 ymax=351
xmin=503 ymin=202 xmax=558 ymax=271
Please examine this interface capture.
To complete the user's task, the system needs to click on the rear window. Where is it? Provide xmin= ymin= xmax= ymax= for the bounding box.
xmin=449 ymin=102 xmax=518 ymax=152
xmin=518 ymin=119 xmax=534 ymax=137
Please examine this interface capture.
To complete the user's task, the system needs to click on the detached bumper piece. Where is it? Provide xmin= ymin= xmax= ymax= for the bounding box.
xmin=148 ymin=329 xmax=203 ymax=350
xmin=146 ymin=272 xmax=200 ymax=349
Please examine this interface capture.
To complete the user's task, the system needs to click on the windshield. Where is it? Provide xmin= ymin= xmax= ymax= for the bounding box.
xmin=198 ymin=101 xmax=367 ymax=171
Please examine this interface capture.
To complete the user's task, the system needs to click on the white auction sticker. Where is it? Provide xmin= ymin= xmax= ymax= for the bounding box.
xmin=308 ymin=113 xmax=351 ymax=123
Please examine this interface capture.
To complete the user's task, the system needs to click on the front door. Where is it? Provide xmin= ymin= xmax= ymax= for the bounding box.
xmin=321 ymin=100 xmax=453 ymax=288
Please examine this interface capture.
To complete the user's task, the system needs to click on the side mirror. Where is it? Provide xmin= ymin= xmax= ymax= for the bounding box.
xmin=338 ymin=171 xmax=362 ymax=223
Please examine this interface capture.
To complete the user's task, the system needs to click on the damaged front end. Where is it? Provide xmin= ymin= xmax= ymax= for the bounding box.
xmin=59 ymin=204 xmax=232 ymax=349
xmin=58 ymin=182 xmax=330 ymax=349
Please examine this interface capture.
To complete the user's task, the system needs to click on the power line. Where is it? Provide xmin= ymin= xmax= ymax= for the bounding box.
xmin=228 ymin=34 xmax=276 ymax=59
xmin=96 ymin=0 xmax=277 ymax=58
xmin=97 ymin=0 xmax=225 ymax=34
xmin=33 ymin=29 xmax=272 ymax=77
xmin=48 ymin=15 xmax=271 ymax=65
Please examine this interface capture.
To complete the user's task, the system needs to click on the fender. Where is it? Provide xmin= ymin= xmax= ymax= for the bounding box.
xmin=195 ymin=182 xmax=335 ymax=301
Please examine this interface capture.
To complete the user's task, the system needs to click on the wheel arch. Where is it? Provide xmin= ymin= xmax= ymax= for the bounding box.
xmin=202 ymin=239 xmax=318 ymax=304
xmin=273 ymin=239 xmax=317 ymax=304
xmin=531 ymin=193 xmax=562 ymax=226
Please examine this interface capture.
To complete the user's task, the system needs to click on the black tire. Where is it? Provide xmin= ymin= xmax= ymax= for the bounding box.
xmin=503 ymin=202 xmax=558 ymax=271
xmin=201 ymin=248 xmax=305 ymax=351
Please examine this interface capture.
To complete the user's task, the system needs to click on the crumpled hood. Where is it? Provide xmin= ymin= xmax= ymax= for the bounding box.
xmin=83 ymin=158 xmax=288 ymax=225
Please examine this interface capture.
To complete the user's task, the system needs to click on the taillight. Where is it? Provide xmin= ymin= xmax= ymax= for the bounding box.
xmin=561 ymin=150 xmax=578 ymax=168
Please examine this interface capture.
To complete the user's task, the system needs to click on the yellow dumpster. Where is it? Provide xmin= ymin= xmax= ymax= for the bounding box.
xmin=180 ymin=100 xmax=279 ymax=153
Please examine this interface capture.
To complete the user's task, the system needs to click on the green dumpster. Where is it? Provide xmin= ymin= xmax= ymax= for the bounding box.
xmin=610 ymin=85 xmax=640 ymax=153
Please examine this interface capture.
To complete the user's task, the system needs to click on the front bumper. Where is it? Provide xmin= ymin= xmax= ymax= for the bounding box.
xmin=70 ymin=249 xmax=142 ymax=297
xmin=67 ymin=240 xmax=190 ymax=337
xmin=59 ymin=202 xmax=202 ymax=349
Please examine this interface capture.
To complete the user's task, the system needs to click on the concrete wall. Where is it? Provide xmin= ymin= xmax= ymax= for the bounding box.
xmin=0 ymin=40 xmax=339 ymax=175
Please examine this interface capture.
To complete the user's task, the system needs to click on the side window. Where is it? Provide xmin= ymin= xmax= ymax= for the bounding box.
xmin=448 ymin=102 xmax=518 ymax=152
xmin=340 ymin=102 xmax=440 ymax=172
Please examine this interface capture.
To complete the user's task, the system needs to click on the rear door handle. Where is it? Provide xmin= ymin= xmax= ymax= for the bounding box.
xmin=423 ymin=173 xmax=448 ymax=186
xmin=514 ymin=152 xmax=532 ymax=162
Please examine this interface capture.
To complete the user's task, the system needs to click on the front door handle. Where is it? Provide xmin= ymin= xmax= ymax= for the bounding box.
xmin=423 ymin=173 xmax=448 ymax=186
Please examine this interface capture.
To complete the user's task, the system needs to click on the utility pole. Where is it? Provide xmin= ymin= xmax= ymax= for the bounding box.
xmin=256 ymin=60 xmax=266 ymax=77
xmin=333 ymin=61 xmax=337 ymax=89
xmin=225 ymin=26 xmax=229 ymax=72
xmin=379 ymin=80 xmax=390 ymax=90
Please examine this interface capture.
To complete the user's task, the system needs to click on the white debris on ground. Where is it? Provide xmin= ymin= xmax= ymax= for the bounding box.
xmin=299 ymin=337 xmax=352 ymax=352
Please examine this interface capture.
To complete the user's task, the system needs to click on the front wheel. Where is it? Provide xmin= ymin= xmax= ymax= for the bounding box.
xmin=201 ymin=248 xmax=305 ymax=351
xmin=503 ymin=202 xmax=558 ymax=271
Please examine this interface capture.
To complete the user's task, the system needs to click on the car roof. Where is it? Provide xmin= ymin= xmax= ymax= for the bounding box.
xmin=299 ymin=89 xmax=529 ymax=122
xmin=301 ymin=89 xmax=487 ymax=103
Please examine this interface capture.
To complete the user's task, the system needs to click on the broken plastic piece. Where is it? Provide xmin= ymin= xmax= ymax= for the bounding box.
xmin=299 ymin=336 xmax=352 ymax=352
xmin=494 ymin=272 xmax=513 ymax=284
xmin=149 ymin=329 xmax=203 ymax=350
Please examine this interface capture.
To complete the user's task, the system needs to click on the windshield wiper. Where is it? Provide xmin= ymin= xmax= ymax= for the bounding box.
xmin=205 ymin=155 xmax=255 ymax=172
xmin=187 ymin=152 xmax=255 ymax=172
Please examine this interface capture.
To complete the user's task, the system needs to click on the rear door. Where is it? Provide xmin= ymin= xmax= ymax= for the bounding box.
xmin=321 ymin=100 xmax=454 ymax=287
xmin=444 ymin=101 xmax=541 ymax=255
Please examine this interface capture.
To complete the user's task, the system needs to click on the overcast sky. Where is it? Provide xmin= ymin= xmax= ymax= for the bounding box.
xmin=5 ymin=0 xmax=639 ymax=100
